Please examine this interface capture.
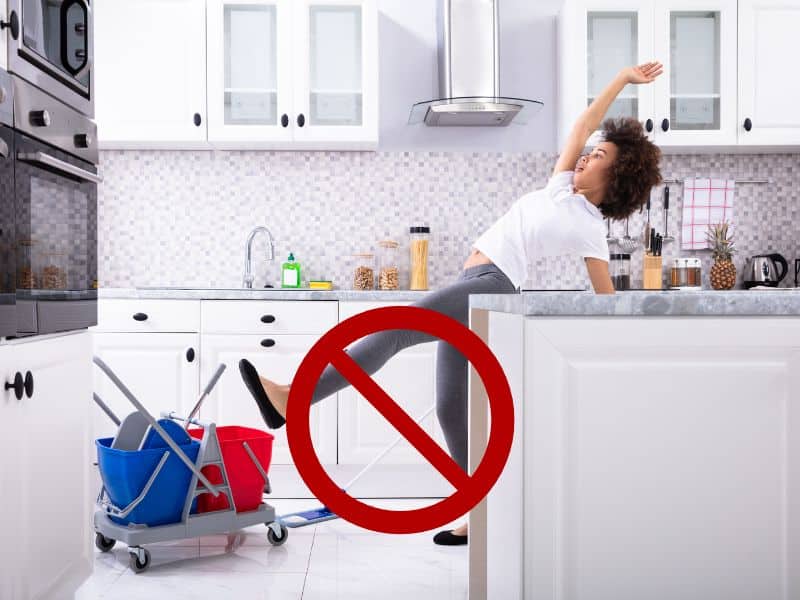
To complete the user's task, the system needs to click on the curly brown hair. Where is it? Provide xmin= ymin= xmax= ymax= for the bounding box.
xmin=599 ymin=118 xmax=662 ymax=220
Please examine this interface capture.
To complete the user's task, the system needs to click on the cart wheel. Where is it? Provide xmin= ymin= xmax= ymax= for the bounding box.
xmin=267 ymin=523 xmax=288 ymax=546
xmin=129 ymin=548 xmax=151 ymax=573
xmin=94 ymin=533 xmax=116 ymax=552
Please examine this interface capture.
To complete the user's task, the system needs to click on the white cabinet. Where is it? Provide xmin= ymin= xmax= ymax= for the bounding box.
xmin=558 ymin=0 xmax=738 ymax=150
xmin=0 ymin=0 xmax=7 ymax=70
xmin=94 ymin=0 xmax=207 ymax=147
xmin=206 ymin=0 xmax=377 ymax=148
xmin=200 ymin=333 xmax=337 ymax=465
xmin=0 ymin=332 xmax=93 ymax=600
xmin=738 ymin=0 xmax=800 ymax=146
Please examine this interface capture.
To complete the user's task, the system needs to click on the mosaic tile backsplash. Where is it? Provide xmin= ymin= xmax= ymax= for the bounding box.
xmin=98 ymin=151 xmax=800 ymax=291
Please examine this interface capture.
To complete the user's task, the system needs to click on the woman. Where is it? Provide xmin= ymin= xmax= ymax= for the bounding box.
xmin=240 ymin=62 xmax=664 ymax=545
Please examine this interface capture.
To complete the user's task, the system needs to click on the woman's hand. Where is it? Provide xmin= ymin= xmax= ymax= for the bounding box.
xmin=621 ymin=61 xmax=663 ymax=85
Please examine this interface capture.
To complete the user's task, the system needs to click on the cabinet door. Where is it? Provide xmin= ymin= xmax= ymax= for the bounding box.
xmin=206 ymin=0 xmax=294 ymax=145
xmin=558 ymin=0 xmax=655 ymax=149
xmin=0 ymin=345 xmax=22 ymax=600
xmin=291 ymin=0 xmax=378 ymax=148
xmin=337 ymin=302 xmax=444 ymax=465
xmin=200 ymin=334 xmax=337 ymax=465
xmin=653 ymin=0 xmax=737 ymax=146
xmin=738 ymin=0 xmax=800 ymax=146
xmin=16 ymin=333 xmax=92 ymax=600
xmin=0 ymin=0 xmax=7 ymax=70
xmin=92 ymin=333 xmax=200 ymax=440
xmin=94 ymin=0 xmax=207 ymax=147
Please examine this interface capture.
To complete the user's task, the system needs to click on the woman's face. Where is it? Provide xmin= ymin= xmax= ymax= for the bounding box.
xmin=573 ymin=141 xmax=618 ymax=198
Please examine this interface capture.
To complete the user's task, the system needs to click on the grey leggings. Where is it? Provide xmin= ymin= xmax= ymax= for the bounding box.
xmin=309 ymin=263 xmax=517 ymax=472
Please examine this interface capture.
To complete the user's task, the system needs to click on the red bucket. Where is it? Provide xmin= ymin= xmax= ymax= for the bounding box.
xmin=189 ymin=426 xmax=274 ymax=513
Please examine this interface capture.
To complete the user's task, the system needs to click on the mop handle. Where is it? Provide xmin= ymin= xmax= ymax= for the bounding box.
xmin=342 ymin=403 xmax=436 ymax=492
xmin=183 ymin=364 xmax=227 ymax=429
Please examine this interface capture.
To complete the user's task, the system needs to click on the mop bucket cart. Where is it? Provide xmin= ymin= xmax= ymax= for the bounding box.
xmin=92 ymin=356 xmax=288 ymax=573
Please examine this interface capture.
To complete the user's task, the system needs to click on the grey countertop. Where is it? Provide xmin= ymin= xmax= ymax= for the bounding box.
xmin=99 ymin=287 xmax=433 ymax=301
xmin=468 ymin=288 xmax=800 ymax=316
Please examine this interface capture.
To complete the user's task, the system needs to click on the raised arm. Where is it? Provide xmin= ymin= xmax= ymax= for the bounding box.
xmin=553 ymin=62 xmax=663 ymax=177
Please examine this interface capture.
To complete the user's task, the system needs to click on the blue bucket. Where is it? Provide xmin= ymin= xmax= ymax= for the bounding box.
xmin=96 ymin=436 xmax=201 ymax=527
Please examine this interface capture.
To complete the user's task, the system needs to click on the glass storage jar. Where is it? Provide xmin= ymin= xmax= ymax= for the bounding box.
xmin=17 ymin=239 xmax=38 ymax=289
xmin=351 ymin=252 xmax=375 ymax=290
xmin=40 ymin=250 xmax=68 ymax=290
xmin=377 ymin=240 xmax=400 ymax=290
xmin=409 ymin=226 xmax=430 ymax=290
xmin=610 ymin=253 xmax=631 ymax=290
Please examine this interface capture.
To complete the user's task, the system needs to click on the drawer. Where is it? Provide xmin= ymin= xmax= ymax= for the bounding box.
xmin=201 ymin=300 xmax=338 ymax=334
xmin=96 ymin=299 xmax=201 ymax=332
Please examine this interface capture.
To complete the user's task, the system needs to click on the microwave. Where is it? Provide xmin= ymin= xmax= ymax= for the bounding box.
xmin=3 ymin=0 xmax=93 ymax=117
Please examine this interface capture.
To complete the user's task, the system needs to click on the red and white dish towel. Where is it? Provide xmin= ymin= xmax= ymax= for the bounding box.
xmin=680 ymin=178 xmax=735 ymax=250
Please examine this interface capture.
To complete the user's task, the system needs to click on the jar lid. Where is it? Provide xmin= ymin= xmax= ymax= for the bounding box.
xmin=609 ymin=253 xmax=631 ymax=260
xmin=410 ymin=226 xmax=430 ymax=234
xmin=378 ymin=240 xmax=399 ymax=248
xmin=353 ymin=252 xmax=374 ymax=259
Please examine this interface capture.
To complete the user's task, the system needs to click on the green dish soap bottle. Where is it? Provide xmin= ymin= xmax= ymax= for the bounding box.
xmin=281 ymin=252 xmax=302 ymax=288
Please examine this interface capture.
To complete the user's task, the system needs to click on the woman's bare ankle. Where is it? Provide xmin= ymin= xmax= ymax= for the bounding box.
xmin=451 ymin=522 xmax=468 ymax=536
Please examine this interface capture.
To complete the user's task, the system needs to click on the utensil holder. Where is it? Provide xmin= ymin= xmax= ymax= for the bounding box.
xmin=643 ymin=255 xmax=663 ymax=290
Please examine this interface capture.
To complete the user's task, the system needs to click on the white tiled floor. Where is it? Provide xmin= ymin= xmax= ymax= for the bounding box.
xmin=74 ymin=499 xmax=468 ymax=600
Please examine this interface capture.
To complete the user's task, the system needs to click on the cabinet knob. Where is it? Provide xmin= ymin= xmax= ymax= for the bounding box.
xmin=661 ymin=118 xmax=670 ymax=132
xmin=193 ymin=113 xmax=202 ymax=127
xmin=74 ymin=133 xmax=92 ymax=148
xmin=132 ymin=312 xmax=148 ymax=322
xmin=1 ymin=11 xmax=19 ymax=40
xmin=23 ymin=371 xmax=33 ymax=399
xmin=744 ymin=117 xmax=752 ymax=132
xmin=260 ymin=339 xmax=276 ymax=348
xmin=645 ymin=118 xmax=653 ymax=133
xmin=186 ymin=347 xmax=195 ymax=363
xmin=4 ymin=372 xmax=23 ymax=400
xmin=281 ymin=114 xmax=289 ymax=128
xmin=297 ymin=114 xmax=306 ymax=128
xmin=29 ymin=110 xmax=51 ymax=128
xmin=260 ymin=314 xmax=276 ymax=324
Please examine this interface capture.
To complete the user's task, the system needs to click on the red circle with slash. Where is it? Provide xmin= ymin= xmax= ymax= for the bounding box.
xmin=285 ymin=306 xmax=514 ymax=534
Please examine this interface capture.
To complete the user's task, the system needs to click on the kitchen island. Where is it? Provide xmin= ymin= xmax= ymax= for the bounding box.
xmin=467 ymin=290 xmax=800 ymax=600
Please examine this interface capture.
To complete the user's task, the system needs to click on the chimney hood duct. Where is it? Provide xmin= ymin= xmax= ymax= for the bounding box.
xmin=408 ymin=0 xmax=543 ymax=127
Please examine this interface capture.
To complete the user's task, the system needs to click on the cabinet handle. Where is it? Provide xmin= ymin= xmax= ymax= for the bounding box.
xmin=744 ymin=117 xmax=752 ymax=132
xmin=297 ymin=113 xmax=306 ymax=128
xmin=281 ymin=114 xmax=289 ymax=128
xmin=23 ymin=371 xmax=33 ymax=399
xmin=260 ymin=314 xmax=276 ymax=324
xmin=4 ymin=372 xmax=23 ymax=400
xmin=186 ymin=348 xmax=195 ymax=363
xmin=193 ymin=113 xmax=202 ymax=127
xmin=132 ymin=312 xmax=148 ymax=322
xmin=645 ymin=118 xmax=653 ymax=133
xmin=661 ymin=118 xmax=670 ymax=132
xmin=260 ymin=339 xmax=276 ymax=348
xmin=0 ymin=11 xmax=19 ymax=40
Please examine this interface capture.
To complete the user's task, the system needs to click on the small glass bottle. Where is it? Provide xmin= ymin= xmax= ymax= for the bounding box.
xmin=377 ymin=240 xmax=400 ymax=290
xmin=352 ymin=253 xmax=375 ymax=290
xmin=409 ymin=226 xmax=430 ymax=290
xmin=609 ymin=253 xmax=631 ymax=290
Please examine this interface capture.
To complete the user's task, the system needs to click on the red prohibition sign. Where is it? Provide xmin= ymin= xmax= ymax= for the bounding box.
xmin=286 ymin=305 xmax=515 ymax=534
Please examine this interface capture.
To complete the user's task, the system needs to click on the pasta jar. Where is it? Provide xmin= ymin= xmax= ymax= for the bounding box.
xmin=377 ymin=240 xmax=400 ymax=290
xmin=352 ymin=253 xmax=375 ymax=290
xmin=409 ymin=226 xmax=430 ymax=290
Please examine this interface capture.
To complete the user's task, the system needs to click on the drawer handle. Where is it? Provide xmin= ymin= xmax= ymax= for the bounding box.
xmin=24 ymin=371 xmax=33 ymax=399
xmin=5 ymin=372 xmax=23 ymax=400
xmin=260 ymin=339 xmax=276 ymax=348
xmin=132 ymin=312 xmax=148 ymax=322
xmin=260 ymin=315 xmax=276 ymax=324
xmin=186 ymin=348 xmax=195 ymax=363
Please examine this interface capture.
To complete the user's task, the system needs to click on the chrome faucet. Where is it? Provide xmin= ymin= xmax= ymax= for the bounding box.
xmin=243 ymin=226 xmax=276 ymax=288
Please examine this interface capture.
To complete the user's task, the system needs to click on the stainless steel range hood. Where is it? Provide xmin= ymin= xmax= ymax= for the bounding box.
xmin=409 ymin=0 xmax=543 ymax=127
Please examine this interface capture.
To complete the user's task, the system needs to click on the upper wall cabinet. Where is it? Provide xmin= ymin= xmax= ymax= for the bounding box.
xmin=95 ymin=0 xmax=378 ymax=150
xmin=737 ymin=0 xmax=800 ymax=146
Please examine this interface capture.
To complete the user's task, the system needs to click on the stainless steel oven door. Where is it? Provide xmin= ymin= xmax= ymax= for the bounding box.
xmin=6 ymin=0 xmax=93 ymax=117
xmin=15 ymin=131 xmax=97 ymax=336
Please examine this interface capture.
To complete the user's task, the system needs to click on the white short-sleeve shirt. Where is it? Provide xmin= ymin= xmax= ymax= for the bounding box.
xmin=472 ymin=170 xmax=610 ymax=289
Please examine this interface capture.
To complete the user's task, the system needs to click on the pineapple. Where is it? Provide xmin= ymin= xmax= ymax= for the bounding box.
xmin=706 ymin=222 xmax=737 ymax=290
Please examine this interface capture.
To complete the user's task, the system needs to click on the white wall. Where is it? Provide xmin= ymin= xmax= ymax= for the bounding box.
xmin=378 ymin=0 xmax=563 ymax=152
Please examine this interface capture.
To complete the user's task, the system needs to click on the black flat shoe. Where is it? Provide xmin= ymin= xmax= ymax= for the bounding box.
xmin=433 ymin=530 xmax=468 ymax=546
xmin=239 ymin=359 xmax=286 ymax=429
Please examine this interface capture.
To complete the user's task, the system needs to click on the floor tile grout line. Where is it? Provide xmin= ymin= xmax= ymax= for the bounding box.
xmin=300 ymin=525 xmax=318 ymax=599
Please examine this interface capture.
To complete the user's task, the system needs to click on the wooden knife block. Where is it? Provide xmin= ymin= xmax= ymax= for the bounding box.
xmin=643 ymin=255 xmax=663 ymax=290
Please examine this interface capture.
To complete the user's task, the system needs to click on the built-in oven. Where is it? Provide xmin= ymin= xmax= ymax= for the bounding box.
xmin=0 ymin=69 xmax=15 ymax=339
xmin=12 ymin=71 xmax=98 ymax=337
xmin=3 ymin=0 xmax=93 ymax=117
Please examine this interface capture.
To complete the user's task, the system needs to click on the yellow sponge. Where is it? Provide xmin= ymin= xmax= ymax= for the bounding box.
xmin=309 ymin=280 xmax=333 ymax=290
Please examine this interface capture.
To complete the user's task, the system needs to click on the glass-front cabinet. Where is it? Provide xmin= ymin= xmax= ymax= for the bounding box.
xmin=206 ymin=0 xmax=377 ymax=148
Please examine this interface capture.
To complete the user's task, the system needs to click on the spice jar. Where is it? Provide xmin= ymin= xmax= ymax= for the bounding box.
xmin=17 ymin=239 xmax=38 ymax=289
xmin=609 ymin=253 xmax=631 ymax=291
xmin=670 ymin=257 xmax=702 ymax=289
xmin=352 ymin=253 xmax=375 ymax=290
xmin=377 ymin=240 xmax=400 ymax=290
xmin=409 ymin=226 xmax=430 ymax=290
